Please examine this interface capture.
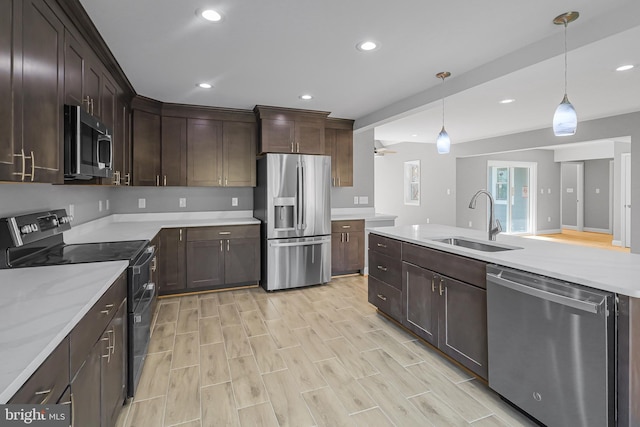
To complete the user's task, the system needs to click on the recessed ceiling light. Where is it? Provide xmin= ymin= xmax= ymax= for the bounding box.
xmin=200 ymin=9 xmax=222 ymax=22
xmin=411 ymin=134 xmax=418 ymax=137
xmin=616 ymin=64 xmax=634 ymax=71
xmin=499 ymin=98 xmax=515 ymax=104
xmin=299 ymin=94 xmax=313 ymax=100
xmin=356 ymin=41 xmax=378 ymax=52
xmin=197 ymin=83 xmax=212 ymax=89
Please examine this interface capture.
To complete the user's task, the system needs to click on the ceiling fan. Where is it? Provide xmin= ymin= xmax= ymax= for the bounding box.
xmin=374 ymin=140 xmax=397 ymax=156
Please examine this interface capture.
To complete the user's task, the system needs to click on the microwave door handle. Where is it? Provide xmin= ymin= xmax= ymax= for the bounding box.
xmin=108 ymin=134 xmax=113 ymax=168
xmin=96 ymin=137 xmax=105 ymax=169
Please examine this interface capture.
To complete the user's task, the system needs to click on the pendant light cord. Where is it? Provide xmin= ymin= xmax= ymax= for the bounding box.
xmin=441 ymin=76 xmax=445 ymax=127
xmin=563 ymin=20 xmax=568 ymax=95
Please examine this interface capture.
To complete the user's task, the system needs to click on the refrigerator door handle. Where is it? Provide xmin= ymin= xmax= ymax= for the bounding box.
xmin=296 ymin=161 xmax=302 ymax=230
xmin=300 ymin=160 xmax=306 ymax=229
xmin=269 ymin=236 xmax=331 ymax=248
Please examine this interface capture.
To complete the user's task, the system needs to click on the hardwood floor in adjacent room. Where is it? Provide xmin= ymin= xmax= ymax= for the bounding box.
xmin=116 ymin=276 xmax=538 ymax=427
xmin=524 ymin=229 xmax=630 ymax=253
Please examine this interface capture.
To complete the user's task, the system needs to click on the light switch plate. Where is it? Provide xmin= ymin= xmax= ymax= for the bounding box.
xmin=138 ymin=198 xmax=146 ymax=209
xmin=232 ymin=197 xmax=238 ymax=206
xmin=179 ymin=198 xmax=187 ymax=208
xmin=98 ymin=200 xmax=103 ymax=212
xmin=353 ymin=196 xmax=359 ymax=205
xmin=106 ymin=200 xmax=110 ymax=210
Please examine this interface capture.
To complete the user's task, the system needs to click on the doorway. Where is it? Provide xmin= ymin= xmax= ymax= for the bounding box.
xmin=488 ymin=161 xmax=537 ymax=235
xmin=621 ymin=153 xmax=632 ymax=248
xmin=561 ymin=162 xmax=584 ymax=231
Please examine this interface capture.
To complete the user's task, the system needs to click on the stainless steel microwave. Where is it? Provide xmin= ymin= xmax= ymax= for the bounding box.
xmin=63 ymin=104 xmax=113 ymax=180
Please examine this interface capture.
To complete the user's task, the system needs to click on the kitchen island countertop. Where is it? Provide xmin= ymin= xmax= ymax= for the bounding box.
xmin=371 ymin=223 xmax=640 ymax=297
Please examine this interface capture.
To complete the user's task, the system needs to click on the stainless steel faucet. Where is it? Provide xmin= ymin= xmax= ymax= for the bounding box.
xmin=468 ymin=190 xmax=502 ymax=241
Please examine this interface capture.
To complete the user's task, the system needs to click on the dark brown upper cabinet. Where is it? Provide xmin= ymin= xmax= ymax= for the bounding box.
xmin=132 ymin=100 xmax=257 ymax=187
xmin=161 ymin=116 xmax=188 ymax=186
xmin=187 ymin=118 xmax=223 ymax=187
xmin=11 ymin=0 xmax=65 ymax=183
xmin=0 ymin=0 xmax=16 ymax=181
xmin=254 ymin=105 xmax=329 ymax=155
xmin=132 ymin=98 xmax=162 ymax=186
xmin=325 ymin=118 xmax=354 ymax=187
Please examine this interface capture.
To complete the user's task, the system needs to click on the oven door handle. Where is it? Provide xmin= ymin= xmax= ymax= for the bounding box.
xmin=131 ymin=245 xmax=156 ymax=274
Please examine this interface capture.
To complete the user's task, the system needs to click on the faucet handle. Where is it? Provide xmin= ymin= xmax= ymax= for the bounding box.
xmin=495 ymin=219 xmax=503 ymax=233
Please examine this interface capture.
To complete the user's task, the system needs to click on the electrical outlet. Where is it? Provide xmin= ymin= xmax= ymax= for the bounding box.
xmin=179 ymin=198 xmax=187 ymax=208
xmin=106 ymin=199 xmax=110 ymax=210
xmin=232 ymin=197 xmax=238 ymax=207
xmin=98 ymin=200 xmax=103 ymax=212
xmin=138 ymin=198 xmax=146 ymax=209
xmin=359 ymin=196 xmax=368 ymax=204
xmin=596 ymin=188 xmax=600 ymax=194
xmin=447 ymin=189 xmax=451 ymax=195
xmin=541 ymin=188 xmax=544 ymax=194
xmin=69 ymin=204 xmax=75 ymax=218
xmin=548 ymin=216 xmax=552 ymax=222
xmin=468 ymin=221 xmax=473 ymax=228
xmin=548 ymin=188 xmax=552 ymax=194
xmin=426 ymin=218 xmax=430 ymax=224
xmin=353 ymin=196 xmax=359 ymax=205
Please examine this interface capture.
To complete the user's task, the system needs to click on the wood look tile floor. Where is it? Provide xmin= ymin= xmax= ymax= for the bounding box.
xmin=116 ymin=276 xmax=538 ymax=427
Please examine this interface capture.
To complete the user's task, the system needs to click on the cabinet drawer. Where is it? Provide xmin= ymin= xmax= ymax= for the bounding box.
xmin=331 ymin=220 xmax=364 ymax=233
xmin=369 ymin=251 xmax=402 ymax=290
xmin=70 ymin=272 xmax=126 ymax=375
xmin=369 ymin=234 xmax=401 ymax=258
xmin=187 ymin=224 xmax=259 ymax=241
xmin=368 ymin=276 xmax=402 ymax=320
xmin=402 ymin=243 xmax=487 ymax=289
xmin=9 ymin=337 xmax=69 ymax=404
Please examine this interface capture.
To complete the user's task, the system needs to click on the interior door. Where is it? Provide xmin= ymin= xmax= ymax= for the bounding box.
xmin=561 ymin=162 xmax=584 ymax=231
xmin=622 ymin=153 xmax=631 ymax=247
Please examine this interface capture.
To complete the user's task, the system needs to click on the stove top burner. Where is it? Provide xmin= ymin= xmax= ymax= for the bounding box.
xmin=11 ymin=240 xmax=148 ymax=268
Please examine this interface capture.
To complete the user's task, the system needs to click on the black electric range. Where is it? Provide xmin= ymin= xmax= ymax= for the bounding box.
xmin=0 ymin=209 xmax=157 ymax=398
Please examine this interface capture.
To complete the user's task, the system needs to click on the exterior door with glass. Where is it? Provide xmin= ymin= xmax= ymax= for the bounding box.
xmin=489 ymin=162 xmax=536 ymax=234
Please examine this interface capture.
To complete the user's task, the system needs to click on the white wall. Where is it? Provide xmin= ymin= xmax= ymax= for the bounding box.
xmin=374 ymin=142 xmax=456 ymax=226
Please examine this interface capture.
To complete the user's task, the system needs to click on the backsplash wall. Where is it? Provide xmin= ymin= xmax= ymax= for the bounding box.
xmin=0 ymin=183 xmax=112 ymax=225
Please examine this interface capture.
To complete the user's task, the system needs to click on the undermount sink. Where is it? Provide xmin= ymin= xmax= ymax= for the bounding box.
xmin=430 ymin=236 xmax=522 ymax=252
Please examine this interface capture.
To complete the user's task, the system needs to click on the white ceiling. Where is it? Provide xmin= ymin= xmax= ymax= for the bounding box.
xmin=79 ymin=0 xmax=640 ymax=144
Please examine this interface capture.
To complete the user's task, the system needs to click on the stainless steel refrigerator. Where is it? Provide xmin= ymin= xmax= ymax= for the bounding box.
xmin=254 ymin=154 xmax=331 ymax=290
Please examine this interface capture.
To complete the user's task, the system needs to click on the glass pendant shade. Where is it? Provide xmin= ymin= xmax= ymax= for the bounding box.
xmin=436 ymin=127 xmax=451 ymax=154
xmin=553 ymin=94 xmax=577 ymax=136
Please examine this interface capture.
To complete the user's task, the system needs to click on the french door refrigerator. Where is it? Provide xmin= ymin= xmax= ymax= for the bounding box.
xmin=254 ymin=154 xmax=331 ymax=290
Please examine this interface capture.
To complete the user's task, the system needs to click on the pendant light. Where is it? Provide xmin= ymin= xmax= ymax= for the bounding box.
xmin=435 ymin=71 xmax=451 ymax=154
xmin=552 ymin=11 xmax=579 ymax=136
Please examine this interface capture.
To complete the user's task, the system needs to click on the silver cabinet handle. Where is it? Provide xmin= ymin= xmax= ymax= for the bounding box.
xmin=332 ymin=177 xmax=335 ymax=186
xmin=439 ymin=279 xmax=444 ymax=296
xmin=431 ymin=277 xmax=435 ymax=292
xmin=341 ymin=225 xmax=351 ymax=229
xmin=227 ymin=239 xmax=230 ymax=252
xmin=225 ymin=177 xmax=228 ymax=186
xmin=179 ymin=229 xmax=183 ymax=241
xmin=218 ymin=231 xmax=231 ymax=235
xmin=346 ymin=232 xmax=350 ymax=243
xmin=218 ymin=176 xmax=222 ymax=185
xmin=377 ymin=265 xmax=387 ymax=272
xmin=376 ymin=243 xmax=387 ymax=248
xmin=338 ymin=177 xmax=340 ymax=186
xmin=113 ymin=170 xmax=121 ymax=185
xmin=377 ymin=294 xmax=387 ymax=301
xmin=14 ymin=148 xmax=26 ymax=181
xmin=296 ymin=141 xmax=300 ymax=152
xmin=340 ymin=233 xmax=344 ymax=243
xmin=156 ymin=175 xmax=160 ymax=186
xmin=291 ymin=141 xmax=294 ymax=152
xmin=29 ymin=151 xmax=35 ymax=181
xmin=125 ymin=173 xmax=131 ymax=186
xmin=220 ymin=240 xmax=223 ymax=252
xmin=34 ymin=389 xmax=53 ymax=405
xmin=163 ymin=175 xmax=167 ymax=186
xmin=101 ymin=303 xmax=114 ymax=315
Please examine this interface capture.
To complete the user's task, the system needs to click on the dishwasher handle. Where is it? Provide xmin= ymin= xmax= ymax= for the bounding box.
xmin=487 ymin=272 xmax=603 ymax=314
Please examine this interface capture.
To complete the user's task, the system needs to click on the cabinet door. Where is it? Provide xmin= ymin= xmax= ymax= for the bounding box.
xmin=159 ymin=228 xmax=186 ymax=294
xmin=295 ymin=119 xmax=324 ymax=154
xmin=70 ymin=341 xmax=101 ymax=427
xmin=84 ymin=54 xmax=101 ymax=117
xmin=402 ymin=262 xmax=438 ymax=345
xmin=132 ymin=109 xmax=161 ymax=186
xmin=260 ymin=118 xmax=295 ymax=153
xmin=101 ymin=301 xmax=127 ymax=427
xmin=19 ymin=0 xmax=64 ymax=183
xmin=113 ymin=94 xmax=130 ymax=184
xmin=324 ymin=128 xmax=337 ymax=185
xmin=0 ymin=0 xmax=16 ymax=181
xmin=161 ymin=116 xmax=187 ymax=186
xmin=223 ymin=121 xmax=256 ymax=187
xmin=100 ymin=73 xmax=117 ymax=132
xmin=334 ymin=129 xmax=353 ymax=187
xmin=186 ymin=239 xmax=225 ymax=288
xmin=187 ymin=118 xmax=223 ymax=186
xmin=63 ymin=29 xmax=84 ymax=107
xmin=343 ymin=231 xmax=364 ymax=272
xmin=439 ymin=277 xmax=488 ymax=378
xmin=225 ymin=238 xmax=260 ymax=284
xmin=331 ymin=232 xmax=345 ymax=275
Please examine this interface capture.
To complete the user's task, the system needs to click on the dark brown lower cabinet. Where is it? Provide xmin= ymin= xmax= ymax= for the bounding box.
xmin=101 ymin=301 xmax=127 ymax=427
xmin=402 ymin=261 xmax=488 ymax=378
xmin=71 ymin=338 xmax=101 ymax=426
xmin=331 ymin=220 xmax=364 ymax=275
xmin=158 ymin=228 xmax=186 ymax=294
xmin=159 ymin=225 xmax=260 ymax=295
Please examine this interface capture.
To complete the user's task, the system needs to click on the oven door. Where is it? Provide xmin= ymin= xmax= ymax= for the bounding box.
xmin=128 ymin=281 xmax=156 ymax=397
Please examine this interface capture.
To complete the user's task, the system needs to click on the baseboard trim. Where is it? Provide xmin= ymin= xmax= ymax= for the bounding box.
xmin=536 ymin=229 xmax=562 ymax=235
xmin=562 ymin=225 xmax=578 ymax=231
xmin=583 ymin=227 xmax=612 ymax=234
xmin=612 ymin=240 xmax=623 ymax=247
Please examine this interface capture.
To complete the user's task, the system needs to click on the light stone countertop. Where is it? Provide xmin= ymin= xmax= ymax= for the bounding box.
xmin=331 ymin=213 xmax=397 ymax=222
xmin=370 ymin=224 xmax=640 ymax=297
xmin=0 ymin=261 xmax=128 ymax=403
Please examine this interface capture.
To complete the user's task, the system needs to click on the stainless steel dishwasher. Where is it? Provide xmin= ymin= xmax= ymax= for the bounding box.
xmin=486 ymin=265 xmax=616 ymax=427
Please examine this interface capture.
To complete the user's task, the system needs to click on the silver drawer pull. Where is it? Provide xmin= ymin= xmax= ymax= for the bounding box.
xmin=34 ymin=389 xmax=52 ymax=405
xmin=341 ymin=225 xmax=351 ymax=229
xmin=376 ymin=243 xmax=387 ymax=248
xmin=218 ymin=231 xmax=231 ymax=235
xmin=101 ymin=303 xmax=115 ymax=315
xmin=377 ymin=294 xmax=387 ymax=301
xmin=377 ymin=265 xmax=388 ymax=272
